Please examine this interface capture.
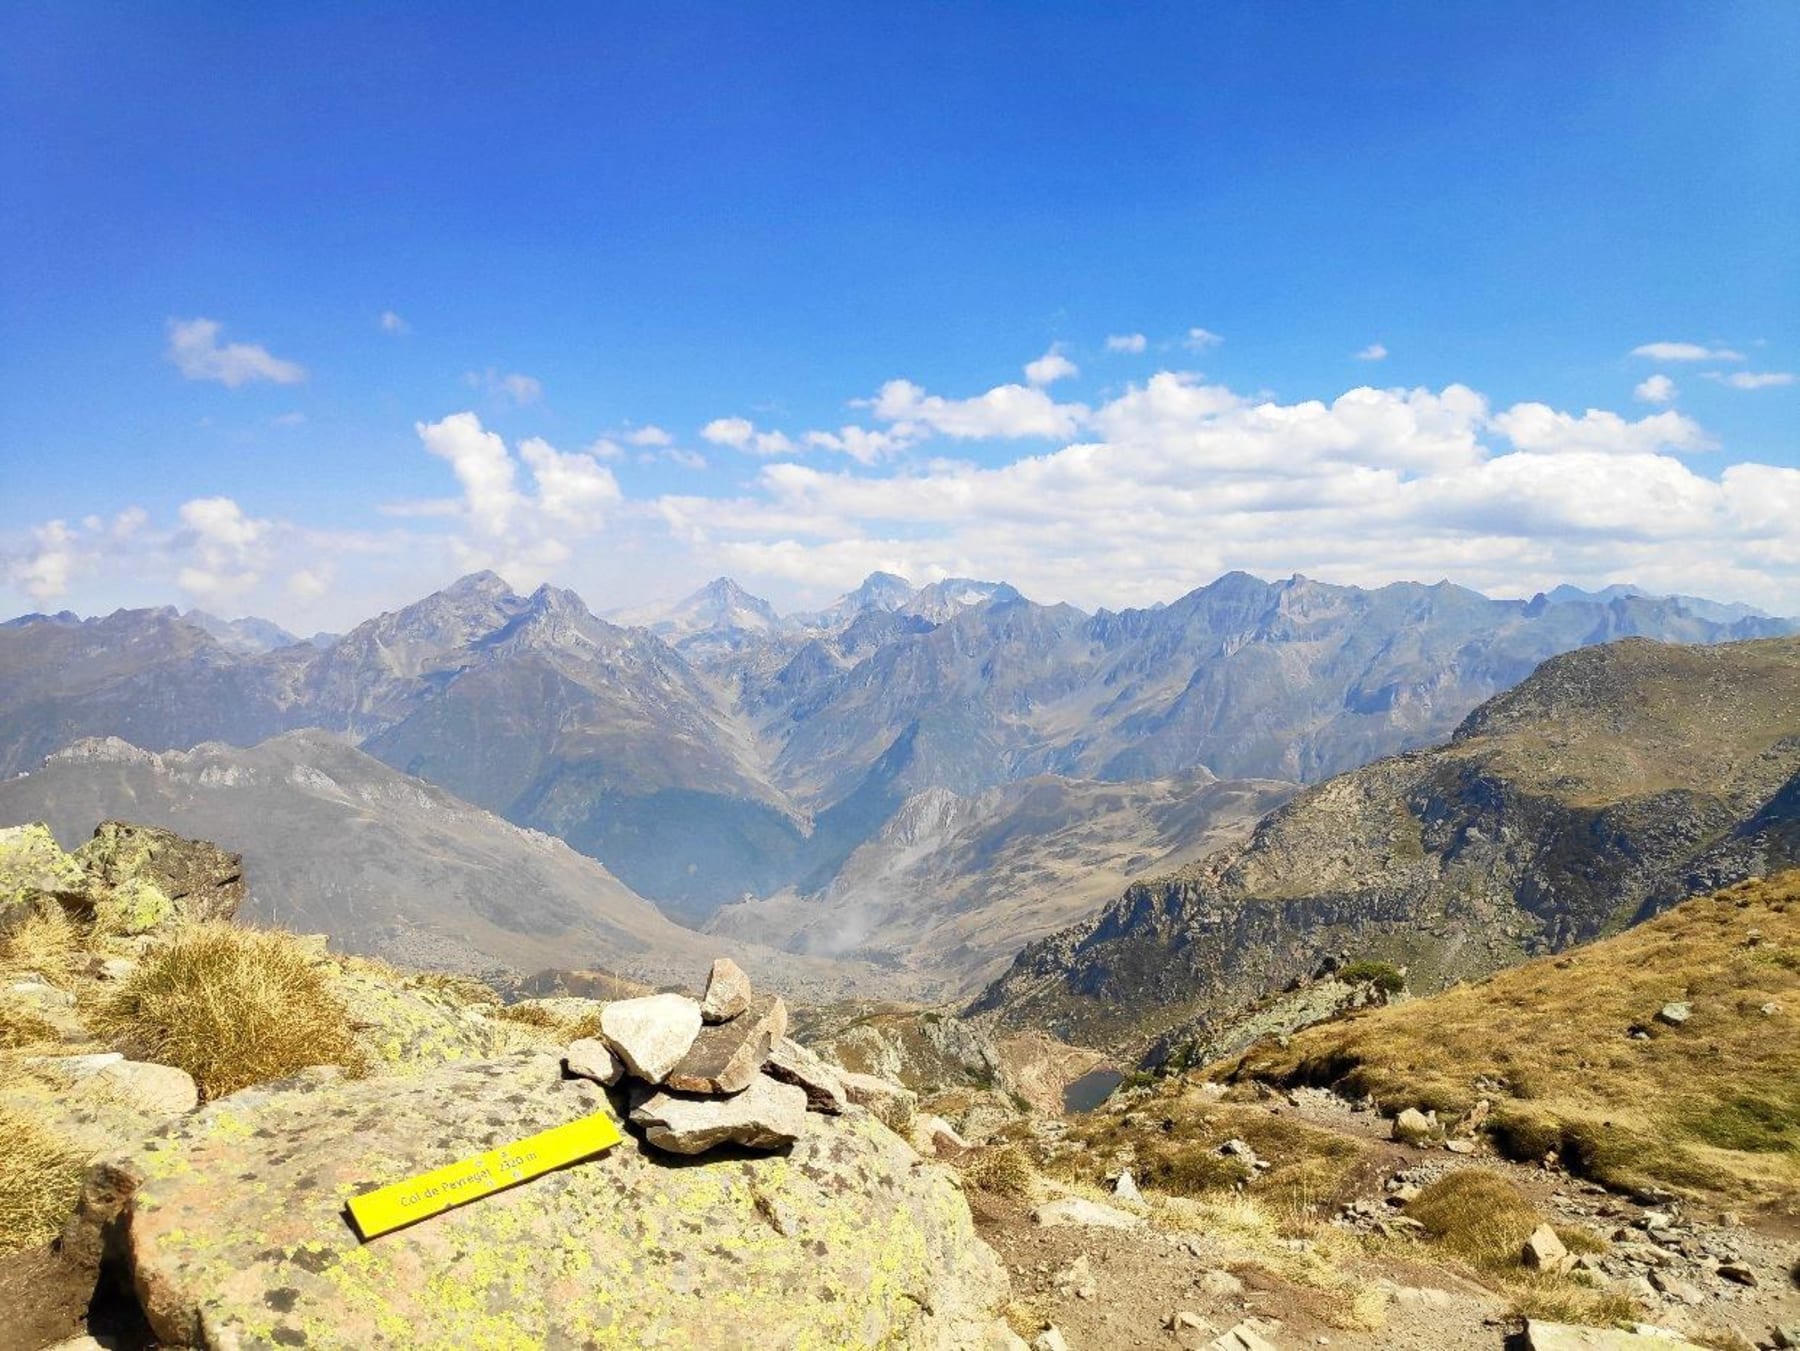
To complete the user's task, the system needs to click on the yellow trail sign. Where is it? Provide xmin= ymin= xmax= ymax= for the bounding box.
xmin=347 ymin=1109 xmax=624 ymax=1240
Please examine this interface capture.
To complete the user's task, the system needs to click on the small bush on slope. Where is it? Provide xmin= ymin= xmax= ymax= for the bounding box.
xmin=960 ymin=1143 xmax=1036 ymax=1198
xmin=96 ymin=922 xmax=363 ymax=1099
xmin=1223 ymin=871 xmax=1800 ymax=1206
xmin=0 ymin=1103 xmax=87 ymax=1255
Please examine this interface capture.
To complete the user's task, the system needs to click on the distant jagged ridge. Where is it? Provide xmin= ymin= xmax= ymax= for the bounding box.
xmin=0 ymin=569 xmax=1791 ymax=924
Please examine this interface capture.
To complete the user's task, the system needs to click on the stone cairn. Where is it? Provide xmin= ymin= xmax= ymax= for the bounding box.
xmin=561 ymin=958 xmax=905 ymax=1155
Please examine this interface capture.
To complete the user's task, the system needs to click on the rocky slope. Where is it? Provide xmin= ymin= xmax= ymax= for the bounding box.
xmin=1221 ymin=870 xmax=1800 ymax=1206
xmin=708 ymin=771 xmax=1295 ymax=997
xmin=0 ymin=734 xmax=901 ymax=998
xmin=0 ymin=824 xmax=1014 ymax=1349
xmin=973 ymin=635 xmax=1800 ymax=1051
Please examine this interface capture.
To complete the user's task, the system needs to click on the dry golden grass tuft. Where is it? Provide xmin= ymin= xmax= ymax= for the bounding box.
xmin=1045 ymin=1088 xmax=1364 ymax=1218
xmin=1404 ymin=1170 xmax=1631 ymax=1325
xmin=0 ymin=1002 xmax=60 ymax=1051
xmin=0 ymin=908 xmax=91 ymax=1049
xmin=1225 ymin=870 xmax=1800 ymax=1205
xmin=0 ymin=1103 xmax=88 ymax=1256
xmin=959 ymin=1142 xmax=1037 ymax=1198
xmin=95 ymin=922 xmax=364 ymax=1100
xmin=409 ymin=970 xmax=503 ymax=1008
xmin=494 ymin=1001 xmax=604 ymax=1042
xmin=0 ymin=906 xmax=86 ymax=986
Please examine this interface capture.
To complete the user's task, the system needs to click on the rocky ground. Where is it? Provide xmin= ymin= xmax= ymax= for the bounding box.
xmin=967 ymin=1083 xmax=1800 ymax=1351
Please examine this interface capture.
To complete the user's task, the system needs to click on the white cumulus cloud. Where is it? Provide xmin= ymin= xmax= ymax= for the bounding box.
xmin=1024 ymin=347 xmax=1079 ymax=386
xmin=1355 ymin=343 xmax=1389 ymax=361
xmin=1634 ymin=374 xmax=1677 ymax=404
xmin=378 ymin=310 xmax=410 ymax=335
xmin=410 ymin=412 xmax=620 ymax=584
xmin=1491 ymin=404 xmax=1712 ymax=457
xmin=166 ymin=318 xmax=306 ymax=387
xmin=867 ymin=378 xmax=1087 ymax=441
xmin=177 ymin=496 xmax=272 ymax=603
xmin=702 ymin=417 xmax=794 ymax=455
xmin=1184 ymin=327 xmax=1224 ymax=350
xmin=1105 ymin=333 xmax=1148 ymax=354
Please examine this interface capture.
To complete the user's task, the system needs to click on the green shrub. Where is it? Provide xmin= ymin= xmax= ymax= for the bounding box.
xmin=1338 ymin=960 xmax=1406 ymax=995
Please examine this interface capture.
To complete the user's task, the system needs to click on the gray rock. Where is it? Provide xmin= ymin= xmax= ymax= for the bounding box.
xmin=764 ymin=1036 xmax=847 ymax=1113
xmin=64 ymin=1050 xmax=1007 ymax=1347
xmin=631 ymin=1072 xmax=808 ymax=1154
xmin=1391 ymin=1107 xmax=1437 ymax=1144
xmin=979 ymin=1323 xmax=1031 ymax=1351
xmin=1031 ymin=1328 xmax=1069 ymax=1351
xmin=599 ymin=993 xmax=702 ymax=1084
xmin=1194 ymin=1268 xmax=1244 ymax=1299
xmin=1655 ymin=1002 xmax=1691 ymax=1027
xmin=840 ymin=1070 xmax=918 ymax=1134
xmin=75 ymin=820 xmax=246 ymax=924
xmin=563 ymin=1037 xmax=624 ymax=1087
xmin=912 ymin=1113 xmax=971 ymax=1159
xmin=1030 ymin=1196 xmax=1143 ymax=1229
xmin=1205 ymin=1321 xmax=1280 ymax=1351
xmin=1111 ymin=1168 xmax=1143 ymax=1203
xmin=666 ymin=993 xmax=786 ymax=1095
xmin=1647 ymin=1269 xmax=1703 ymax=1304
xmin=699 ymin=956 xmax=753 ymax=1023
xmin=1716 ymin=1261 xmax=1756 ymax=1287
xmin=1523 ymin=1222 xmax=1573 ymax=1273
xmin=96 ymin=1060 xmax=198 ymax=1115
xmin=1525 ymin=1320 xmax=1709 ymax=1348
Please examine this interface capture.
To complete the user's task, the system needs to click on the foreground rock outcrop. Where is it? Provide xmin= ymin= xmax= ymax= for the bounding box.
xmin=2 ymin=820 xmax=242 ymax=938
xmin=68 ymin=1050 xmax=1008 ymax=1348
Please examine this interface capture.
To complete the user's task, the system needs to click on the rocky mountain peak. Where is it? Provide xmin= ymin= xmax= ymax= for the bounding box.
xmin=181 ymin=609 xmax=302 ymax=655
xmin=903 ymin=578 xmax=1023 ymax=623
xmin=441 ymin=569 xmax=516 ymax=602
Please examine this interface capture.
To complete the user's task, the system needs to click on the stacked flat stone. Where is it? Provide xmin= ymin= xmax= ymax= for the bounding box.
xmin=562 ymin=958 xmax=851 ymax=1156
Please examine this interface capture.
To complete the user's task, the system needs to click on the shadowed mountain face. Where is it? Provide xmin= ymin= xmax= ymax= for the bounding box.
xmin=0 ymin=731 xmax=898 ymax=1000
xmin=0 ymin=571 xmax=1790 ymax=931
xmin=971 ymin=635 xmax=1800 ymax=1051
xmin=0 ymin=731 xmax=714 ymax=977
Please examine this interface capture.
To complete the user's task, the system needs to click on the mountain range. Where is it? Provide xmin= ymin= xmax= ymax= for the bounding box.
xmin=1 ymin=568 xmax=1791 ymax=975
xmin=972 ymin=633 xmax=1800 ymax=1052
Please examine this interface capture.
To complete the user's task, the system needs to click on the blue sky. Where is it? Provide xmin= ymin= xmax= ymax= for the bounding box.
xmin=3 ymin=2 xmax=1797 ymax=629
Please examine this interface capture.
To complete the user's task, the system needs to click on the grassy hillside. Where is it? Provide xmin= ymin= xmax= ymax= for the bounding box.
xmin=1222 ymin=870 xmax=1800 ymax=1208
xmin=976 ymin=634 xmax=1800 ymax=1051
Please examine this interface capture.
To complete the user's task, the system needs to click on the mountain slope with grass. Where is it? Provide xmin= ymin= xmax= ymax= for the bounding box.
xmin=1222 ymin=870 xmax=1800 ymax=1208
xmin=975 ymin=635 xmax=1800 ymax=1049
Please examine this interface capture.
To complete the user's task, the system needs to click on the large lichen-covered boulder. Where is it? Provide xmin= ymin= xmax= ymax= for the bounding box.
xmin=70 ymin=1051 xmax=1007 ymax=1348
xmin=74 ymin=821 xmax=245 ymax=925
xmin=0 ymin=822 xmax=89 ymax=930
xmin=325 ymin=959 xmax=544 ymax=1073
